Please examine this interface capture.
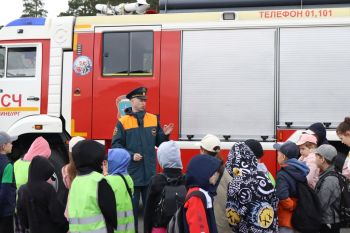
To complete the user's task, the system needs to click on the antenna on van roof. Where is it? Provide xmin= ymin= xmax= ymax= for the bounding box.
xmin=96 ymin=0 xmax=150 ymax=15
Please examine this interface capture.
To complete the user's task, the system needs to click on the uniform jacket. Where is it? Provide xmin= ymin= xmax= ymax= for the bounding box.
xmin=315 ymin=165 xmax=341 ymax=224
xmin=111 ymin=109 xmax=168 ymax=186
xmin=226 ymin=142 xmax=278 ymax=233
xmin=0 ymin=155 xmax=16 ymax=217
xmin=276 ymin=159 xmax=309 ymax=228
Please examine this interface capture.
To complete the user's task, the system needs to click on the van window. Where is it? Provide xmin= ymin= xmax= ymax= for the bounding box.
xmin=7 ymin=47 xmax=36 ymax=77
xmin=102 ymin=31 xmax=153 ymax=77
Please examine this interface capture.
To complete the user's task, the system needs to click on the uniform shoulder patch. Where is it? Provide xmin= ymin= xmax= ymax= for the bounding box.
xmin=113 ymin=127 xmax=118 ymax=136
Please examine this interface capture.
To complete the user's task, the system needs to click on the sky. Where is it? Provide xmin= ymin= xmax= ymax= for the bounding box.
xmin=0 ymin=0 xmax=69 ymax=26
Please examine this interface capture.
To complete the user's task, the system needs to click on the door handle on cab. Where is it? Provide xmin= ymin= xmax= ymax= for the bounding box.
xmin=27 ymin=96 xmax=40 ymax=101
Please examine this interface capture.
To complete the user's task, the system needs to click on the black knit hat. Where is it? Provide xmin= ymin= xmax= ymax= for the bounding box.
xmin=72 ymin=140 xmax=105 ymax=172
xmin=245 ymin=139 xmax=264 ymax=159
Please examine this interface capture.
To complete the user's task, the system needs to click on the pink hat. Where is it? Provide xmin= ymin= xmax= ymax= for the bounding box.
xmin=296 ymin=134 xmax=317 ymax=146
xmin=23 ymin=136 xmax=51 ymax=161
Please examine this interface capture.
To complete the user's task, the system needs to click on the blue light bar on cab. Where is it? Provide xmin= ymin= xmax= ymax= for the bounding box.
xmin=6 ymin=18 xmax=46 ymax=27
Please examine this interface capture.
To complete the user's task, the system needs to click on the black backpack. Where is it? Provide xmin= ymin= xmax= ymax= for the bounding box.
xmin=291 ymin=181 xmax=322 ymax=232
xmin=318 ymin=171 xmax=350 ymax=228
xmin=155 ymin=174 xmax=187 ymax=226
xmin=167 ymin=190 xmax=207 ymax=233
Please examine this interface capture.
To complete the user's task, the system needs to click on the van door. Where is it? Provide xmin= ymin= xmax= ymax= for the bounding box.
xmin=0 ymin=43 xmax=42 ymax=132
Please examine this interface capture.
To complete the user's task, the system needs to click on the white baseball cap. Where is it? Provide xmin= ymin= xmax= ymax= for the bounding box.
xmin=200 ymin=134 xmax=221 ymax=153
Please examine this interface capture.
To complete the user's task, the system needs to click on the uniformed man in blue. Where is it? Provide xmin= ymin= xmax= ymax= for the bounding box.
xmin=111 ymin=87 xmax=174 ymax=232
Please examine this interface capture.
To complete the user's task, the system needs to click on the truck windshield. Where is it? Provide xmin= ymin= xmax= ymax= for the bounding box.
xmin=7 ymin=47 xmax=36 ymax=77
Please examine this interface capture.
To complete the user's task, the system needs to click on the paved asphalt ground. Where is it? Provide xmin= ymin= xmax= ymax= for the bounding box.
xmin=137 ymin=204 xmax=144 ymax=233
xmin=135 ymin=203 xmax=350 ymax=233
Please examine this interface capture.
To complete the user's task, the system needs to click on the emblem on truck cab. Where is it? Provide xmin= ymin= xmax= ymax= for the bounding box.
xmin=73 ymin=56 xmax=92 ymax=76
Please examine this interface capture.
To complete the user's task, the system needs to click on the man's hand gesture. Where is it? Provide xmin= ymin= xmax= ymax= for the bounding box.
xmin=163 ymin=123 xmax=174 ymax=136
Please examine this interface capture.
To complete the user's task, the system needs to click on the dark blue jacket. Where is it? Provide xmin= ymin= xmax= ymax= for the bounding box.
xmin=276 ymin=158 xmax=309 ymax=200
xmin=111 ymin=109 xmax=168 ymax=186
xmin=0 ymin=155 xmax=16 ymax=217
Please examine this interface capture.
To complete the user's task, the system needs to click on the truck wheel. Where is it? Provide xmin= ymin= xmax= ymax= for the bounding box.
xmin=50 ymin=148 xmax=69 ymax=205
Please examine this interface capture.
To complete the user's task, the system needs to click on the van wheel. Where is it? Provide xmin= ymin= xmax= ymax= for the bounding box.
xmin=50 ymin=148 xmax=68 ymax=205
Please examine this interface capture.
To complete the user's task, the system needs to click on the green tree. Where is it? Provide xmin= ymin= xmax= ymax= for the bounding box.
xmin=60 ymin=0 xmax=110 ymax=16
xmin=147 ymin=0 xmax=159 ymax=12
xmin=22 ymin=0 xmax=48 ymax=17
xmin=60 ymin=0 xmax=159 ymax=16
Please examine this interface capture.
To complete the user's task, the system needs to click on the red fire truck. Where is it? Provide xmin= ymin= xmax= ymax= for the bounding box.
xmin=1 ymin=4 xmax=349 ymax=187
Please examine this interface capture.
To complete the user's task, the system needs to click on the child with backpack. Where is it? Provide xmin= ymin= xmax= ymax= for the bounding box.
xmin=14 ymin=136 xmax=52 ymax=190
xmin=183 ymin=154 xmax=222 ymax=233
xmin=13 ymin=136 xmax=53 ymax=233
xmin=274 ymin=141 xmax=310 ymax=233
xmin=144 ymin=141 xmax=185 ymax=233
xmin=16 ymin=156 xmax=68 ymax=233
xmin=296 ymin=133 xmax=320 ymax=189
xmin=226 ymin=142 xmax=278 ymax=233
xmin=105 ymin=148 xmax=135 ymax=233
xmin=314 ymin=144 xmax=342 ymax=233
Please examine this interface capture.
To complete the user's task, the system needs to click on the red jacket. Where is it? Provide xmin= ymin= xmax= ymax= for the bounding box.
xmin=184 ymin=187 xmax=210 ymax=233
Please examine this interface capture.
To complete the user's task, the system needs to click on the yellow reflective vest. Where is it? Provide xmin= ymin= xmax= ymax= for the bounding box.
xmin=106 ymin=174 xmax=135 ymax=233
xmin=68 ymin=172 xmax=107 ymax=233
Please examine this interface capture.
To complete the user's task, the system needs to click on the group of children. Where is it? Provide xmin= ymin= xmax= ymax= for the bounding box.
xmin=0 ymin=135 xmax=134 ymax=233
xmin=0 ymin=118 xmax=350 ymax=233
xmin=275 ymin=120 xmax=350 ymax=233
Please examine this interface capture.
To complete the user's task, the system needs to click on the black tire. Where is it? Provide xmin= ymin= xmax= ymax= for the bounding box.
xmin=49 ymin=149 xmax=69 ymax=205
